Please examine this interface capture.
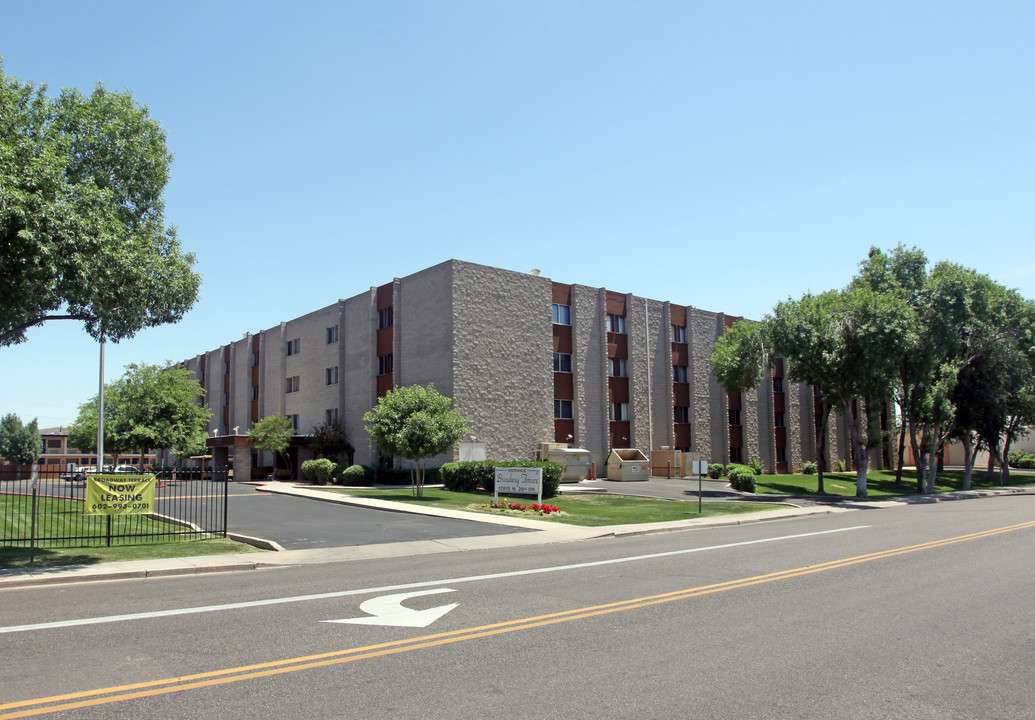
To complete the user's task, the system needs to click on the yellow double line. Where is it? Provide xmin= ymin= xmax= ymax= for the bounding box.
xmin=4 ymin=520 xmax=1033 ymax=718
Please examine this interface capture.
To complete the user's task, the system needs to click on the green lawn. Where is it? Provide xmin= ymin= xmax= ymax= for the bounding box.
xmin=754 ymin=469 xmax=1035 ymax=498
xmin=1 ymin=490 xmax=264 ymax=570
xmin=0 ymin=537 xmax=263 ymax=570
xmin=322 ymin=487 xmax=779 ymax=526
xmin=1 ymin=492 xmax=163 ymax=540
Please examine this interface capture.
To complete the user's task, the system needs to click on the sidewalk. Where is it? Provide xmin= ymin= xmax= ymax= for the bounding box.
xmin=2 ymin=480 xmax=1029 ymax=590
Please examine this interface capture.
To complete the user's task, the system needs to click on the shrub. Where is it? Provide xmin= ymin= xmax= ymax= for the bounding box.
xmin=748 ymin=456 xmax=764 ymax=475
xmin=1018 ymin=455 xmax=1035 ymax=470
xmin=727 ymin=464 xmax=756 ymax=493
xmin=373 ymin=466 xmax=442 ymax=486
xmin=835 ymin=459 xmax=846 ymax=472
xmin=338 ymin=464 xmax=373 ymax=486
xmin=441 ymin=462 xmax=484 ymax=492
xmin=800 ymin=460 xmax=817 ymax=475
xmin=301 ymin=458 xmax=334 ymax=485
xmin=1007 ymin=450 xmax=1028 ymax=468
xmin=707 ymin=462 xmax=724 ymax=479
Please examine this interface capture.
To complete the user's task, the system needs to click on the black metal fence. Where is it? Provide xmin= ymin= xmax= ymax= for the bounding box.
xmin=0 ymin=465 xmax=228 ymax=549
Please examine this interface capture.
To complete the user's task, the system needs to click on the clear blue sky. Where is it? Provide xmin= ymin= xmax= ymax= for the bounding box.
xmin=2 ymin=1 xmax=1033 ymax=428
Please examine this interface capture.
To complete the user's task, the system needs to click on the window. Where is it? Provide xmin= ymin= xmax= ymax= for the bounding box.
xmin=327 ymin=325 xmax=338 ymax=343
xmin=378 ymin=354 xmax=393 ymax=375
xmin=730 ymin=446 xmax=743 ymax=463
xmin=607 ymin=314 xmax=626 ymax=334
xmin=553 ymin=353 xmax=572 ymax=373
xmin=776 ymin=447 xmax=787 ymax=463
xmin=554 ymin=399 xmax=573 ymax=419
xmin=609 ymin=358 xmax=628 ymax=377
xmin=673 ymin=406 xmax=689 ymax=423
xmin=198 ymin=368 xmax=205 ymax=383
xmin=609 ymin=402 xmax=629 ymax=421
xmin=326 ymin=408 xmax=338 ymax=424
xmin=224 ymin=392 xmax=230 ymax=406
xmin=288 ymin=414 xmax=299 ymax=431
xmin=728 ymin=409 xmax=741 ymax=426
xmin=252 ymin=386 xmax=259 ymax=400
xmin=671 ymin=324 xmax=686 ymax=343
xmin=773 ymin=377 xmax=784 ymax=392
xmin=673 ymin=365 xmax=688 ymax=383
xmin=224 ymin=361 xmax=230 ymax=375
xmin=378 ymin=308 xmax=394 ymax=329
xmin=285 ymin=376 xmax=299 ymax=393
xmin=552 ymin=303 xmax=571 ymax=325
xmin=326 ymin=366 xmax=339 ymax=385
xmin=287 ymin=338 xmax=300 ymax=356
xmin=252 ymin=351 xmax=260 ymax=367
xmin=775 ymin=412 xmax=785 ymax=427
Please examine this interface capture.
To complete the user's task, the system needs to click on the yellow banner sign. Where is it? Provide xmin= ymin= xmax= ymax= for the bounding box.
xmin=85 ymin=475 xmax=156 ymax=515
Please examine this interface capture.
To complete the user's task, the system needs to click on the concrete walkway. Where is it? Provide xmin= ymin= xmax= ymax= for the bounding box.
xmin=2 ymin=480 xmax=1030 ymax=589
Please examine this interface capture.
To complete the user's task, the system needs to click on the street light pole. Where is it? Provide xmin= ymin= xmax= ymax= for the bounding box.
xmin=97 ymin=335 xmax=105 ymax=471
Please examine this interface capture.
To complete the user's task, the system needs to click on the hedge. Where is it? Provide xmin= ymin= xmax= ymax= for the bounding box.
xmin=440 ymin=461 xmax=562 ymax=499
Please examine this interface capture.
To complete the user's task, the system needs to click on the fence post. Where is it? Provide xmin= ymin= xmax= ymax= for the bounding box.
xmin=30 ymin=484 xmax=38 ymax=565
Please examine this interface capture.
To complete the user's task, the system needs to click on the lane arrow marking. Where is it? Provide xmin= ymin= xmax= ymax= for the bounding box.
xmin=323 ymin=588 xmax=459 ymax=628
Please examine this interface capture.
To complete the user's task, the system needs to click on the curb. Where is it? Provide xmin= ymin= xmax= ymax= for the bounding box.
xmin=2 ymin=484 xmax=1030 ymax=589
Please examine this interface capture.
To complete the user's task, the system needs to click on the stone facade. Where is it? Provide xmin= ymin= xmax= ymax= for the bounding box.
xmin=176 ymin=259 xmax=826 ymax=477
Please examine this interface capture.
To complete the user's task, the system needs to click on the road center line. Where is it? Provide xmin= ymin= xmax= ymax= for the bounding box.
xmin=3 ymin=520 xmax=1033 ymax=719
xmin=0 ymin=525 xmax=867 ymax=635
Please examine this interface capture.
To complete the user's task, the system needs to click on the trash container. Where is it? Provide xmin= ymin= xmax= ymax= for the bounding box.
xmin=606 ymin=448 xmax=649 ymax=481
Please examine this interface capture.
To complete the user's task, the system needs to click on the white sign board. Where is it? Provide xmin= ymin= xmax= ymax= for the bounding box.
xmin=494 ymin=467 xmax=543 ymax=504
xmin=692 ymin=460 xmax=708 ymax=476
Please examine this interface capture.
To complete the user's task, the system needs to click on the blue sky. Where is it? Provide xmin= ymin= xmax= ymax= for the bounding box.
xmin=2 ymin=1 xmax=1033 ymax=428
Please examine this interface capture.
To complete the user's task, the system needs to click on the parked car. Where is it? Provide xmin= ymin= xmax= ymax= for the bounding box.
xmin=112 ymin=465 xmax=141 ymax=474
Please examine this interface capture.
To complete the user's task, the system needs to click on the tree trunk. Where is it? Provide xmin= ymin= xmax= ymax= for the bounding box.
xmin=907 ymin=413 xmax=925 ymax=494
xmin=816 ymin=402 xmax=831 ymax=494
xmin=895 ymin=428 xmax=906 ymax=485
xmin=844 ymin=399 xmax=869 ymax=498
xmin=960 ymin=432 xmax=974 ymax=490
xmin=1000 ymin=437 xmax=1013 ymax=486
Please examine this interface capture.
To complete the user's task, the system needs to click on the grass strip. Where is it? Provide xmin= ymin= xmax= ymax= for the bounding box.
xmin=322 ymin=487 xmax=779 ymax=527
xmin=0 ymin=537 xmax=263 ymax=570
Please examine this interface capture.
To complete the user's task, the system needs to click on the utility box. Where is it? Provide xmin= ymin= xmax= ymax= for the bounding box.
xmin=536 ymin=442 xmax=591 ymax=482
xmin=606 ymin=448 xmax=649 ymax=481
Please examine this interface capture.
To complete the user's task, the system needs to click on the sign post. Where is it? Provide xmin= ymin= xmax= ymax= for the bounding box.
xmin=494 ymin=467 xmax=543 ymax=506
xmin=689 ymin=453 xmax=708 ymax=514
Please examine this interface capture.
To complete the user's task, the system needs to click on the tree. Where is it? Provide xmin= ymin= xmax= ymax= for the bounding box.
xmin=363 ymin=385 xmax=470 ymax=497
xmin=0 ymin=413 xmax=43 ymax=478
xmin=310 ymin=419 xmax=355 ymax=464
xmin=248 ymin=414 xmax=295 ymax=479
xmin=68 ymin=363 xmax=211 ymax=466
xmin=0 ymin=63 xmax=200 ymax=346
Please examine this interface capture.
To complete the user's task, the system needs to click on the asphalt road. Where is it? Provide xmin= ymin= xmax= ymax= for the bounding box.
xmin=227 ymin=483 xmax=531 ymax=549
xmin=3 ymin=495 xmax=1034 ymax=719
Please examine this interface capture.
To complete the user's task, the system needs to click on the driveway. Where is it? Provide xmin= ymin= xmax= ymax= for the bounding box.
xmin=228 ymin=483 xmax=531 ymax=550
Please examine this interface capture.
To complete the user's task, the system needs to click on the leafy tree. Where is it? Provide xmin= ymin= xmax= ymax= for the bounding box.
xmin=248 ymin=414 xmax=295 ymax=479
xmin=714 ymin=284 xmax=910 ymax=498
xmin=363 ymin=385 xmax=470 ymax=497
xmin=0 ymin=413 xmax=43 ymax=478
xmin=0 ymin=63 xmax=200 ymax=346
xmin=310 ymin=418 xmax=355 ymax=464
xmin=68 ymin=363 xmax=211 ymax=467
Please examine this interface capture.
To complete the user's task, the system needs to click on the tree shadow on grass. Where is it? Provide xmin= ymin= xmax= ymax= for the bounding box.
xmin=0 ymin=547 xmax=103 ymax=570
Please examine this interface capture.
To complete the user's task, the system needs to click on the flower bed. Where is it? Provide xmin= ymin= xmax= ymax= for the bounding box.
xmin=469 ymin=499 xmax=565 ymax=516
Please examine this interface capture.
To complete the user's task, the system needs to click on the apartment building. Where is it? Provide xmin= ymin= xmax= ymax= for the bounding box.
xmin=177 ymin=260 xmax=844 ymax=480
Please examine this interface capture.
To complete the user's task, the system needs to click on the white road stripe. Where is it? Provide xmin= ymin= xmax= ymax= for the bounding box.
xmin=0 ymin=525 xmax=868 ymax=634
